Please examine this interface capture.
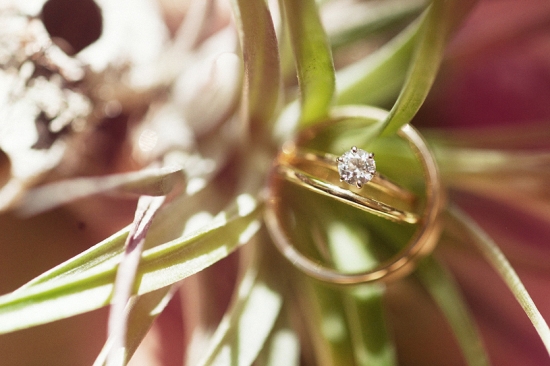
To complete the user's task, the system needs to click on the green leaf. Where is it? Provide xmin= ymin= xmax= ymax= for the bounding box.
xmin=324 ymin=214 xmax=396 ymax=365
xmin=15 ymin=226 xmax=129 ymax=290
xmin=196 ymin=251 xmax=283 ymax=366
xmin=231 ymin=0 xmax=280 ymax=130
xmin=286 ymin=188 xmax=396 ymax=365
xmin=16 ymin=183 xmax=237 ymax=291
xmin=346 ymin=202 xmax=489 ymax=365
xmin=277 ymin=5 xmax=297 ymax=89
xmin=379 ymin=3 xmax=442 ymax=136
xmin=302 ymin=281 xmax=357 ymax=366
xmin=380 ymin=0 xmax=477 ymax=136
xmin=416 ymin=258 xmax=490 ymax=366
xmin=326 ymin=0 xmax=425 ymax=49
xmin=342 ymin=285 xmax=396 ymax=366
xmin=335 ymin=16 xmax=422 ymax=107
xmin=0 ymin=196 xmax=262 ymax=334
xmin=448 ymin=206 xmax=550 ymax=357
xmin=281 ymin=0 xmax=335 ymax=126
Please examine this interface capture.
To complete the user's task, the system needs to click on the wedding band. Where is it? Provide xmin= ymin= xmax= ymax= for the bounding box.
xmin=265 ymin=123 xmax=444 ymax=284
xmin=277 ymin=145 xmax=419 ymax=224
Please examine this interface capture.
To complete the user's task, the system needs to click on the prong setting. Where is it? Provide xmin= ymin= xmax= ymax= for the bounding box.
xmin=337 ymin=147 xmax=376 ymax=188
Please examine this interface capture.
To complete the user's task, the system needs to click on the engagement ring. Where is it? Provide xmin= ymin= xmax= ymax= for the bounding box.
xmin=276 ymin=144 xmax=418 ymax=224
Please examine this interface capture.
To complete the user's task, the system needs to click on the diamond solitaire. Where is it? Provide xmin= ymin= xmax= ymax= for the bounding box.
xmin=337 ymin=147 xmax=376 ymax=188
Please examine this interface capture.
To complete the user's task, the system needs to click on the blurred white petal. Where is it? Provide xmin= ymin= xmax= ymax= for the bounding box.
xmin=15 ymin=166 xmax=184 ymax=216
xmin=174 ymin=52 xmax=241 ymax=136
xmin=78 ymin=0 xmax=169 ymax=88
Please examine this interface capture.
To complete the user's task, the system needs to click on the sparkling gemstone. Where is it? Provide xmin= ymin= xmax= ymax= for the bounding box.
xmin=337 ymin=147 xmax=376 ymax=187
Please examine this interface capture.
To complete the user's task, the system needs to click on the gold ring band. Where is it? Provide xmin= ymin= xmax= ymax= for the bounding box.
xmin=287 ymin=148 xmax=416 ymax=203
xmin=277 ymin=144 xmax=419 ymax=223
xmin=265 ymin=123 xmax=444 ymax=284
xmin=275 ymin=164 xmax=419 ymax=224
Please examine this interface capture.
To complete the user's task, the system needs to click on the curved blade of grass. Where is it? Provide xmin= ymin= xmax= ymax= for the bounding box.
xmin=340 ymin=203 xmax=488 ymax=365
xmin=281 ymin=0 xmax=335 ymax=126
xmin=335 ymin=15 xmax=422 ymax=107
xmin=14 ymin=226 xmax=129 ymax=291
xmin=231 ymin=0 xmax=280 ymax=130
xmin=380 ymin=0 xmax=477 ymax=136
xmin=324 ymin=0 xmax=425 ymax=49
xmin=16 ymin=166 xmax=184 ymax=216
xmin=341 ymin=285 xmax=396 ymax=366
xmin=14 ymin=181 xmax=238 ymax=291
xmin=94 ymin=286 xmax=176 ymax=366
xmin=448 ymin=205 xmax=550 ymax=356
xmin=288 ymin=189 xmax=394 ymax=365
xmin=416 ymin=257 xmax=490 ymax=366
xmin=325 ymin=218 xmax=396 ymax=365
xmin=300 ymin=280 xmax=356 ymax=366
xmin=196 ymin=251 xmax=283 ymax=366
xmin=433 ymin=148 xmax=550 ymax=223
xmin=277 ymin=3 xmax=297 ymax=89
xmin=0 ymin=196 xmax=262 ymax=334
xmin=270 ymin=190 xmax=353 ymax=366
xmin=107 ymin=195 xmax=165 ymax=366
